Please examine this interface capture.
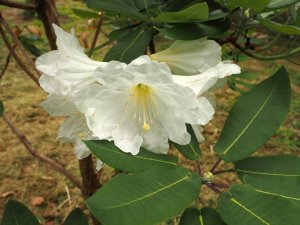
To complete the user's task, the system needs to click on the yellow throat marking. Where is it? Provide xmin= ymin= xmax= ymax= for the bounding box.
xmin=130 ymin=83 xmax=156 ymax=131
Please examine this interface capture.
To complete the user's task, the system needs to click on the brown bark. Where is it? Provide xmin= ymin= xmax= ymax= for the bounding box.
xmin=35 ymin=0 xmax=59 ymax=50
xmin=79 ymin=155 xmax=101 ymax=225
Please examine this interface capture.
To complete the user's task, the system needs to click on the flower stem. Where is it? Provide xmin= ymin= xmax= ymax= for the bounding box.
xmin=210 ymin=159 xmax=222 ymax=173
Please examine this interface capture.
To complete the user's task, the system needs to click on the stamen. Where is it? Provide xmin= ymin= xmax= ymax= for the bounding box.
xmin=129 ymin=83 xmax=158 ymax=131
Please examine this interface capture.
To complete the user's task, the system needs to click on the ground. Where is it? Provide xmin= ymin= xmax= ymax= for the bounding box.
xmin=0 ymin=1 xmax=299 ymax=224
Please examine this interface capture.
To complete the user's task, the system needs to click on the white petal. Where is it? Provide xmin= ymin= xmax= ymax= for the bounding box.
xmin=112 ymin=120 xmax=143 ymax=155
xmin=151 ymin=38 xmax=221 ymax=75
xmin=41 ymin=94 xmax=77 ymax=117
xmin=173 ymin=62 xmax=241 ymax=96
xmin=74 ymin=139 xmax=91 ymax=159
xmin=191 ymin=125 xmax=205 ymax=143
xmin=96 ymin=159 xmax=104 ymax=171
xmin=58 ymin=115 xmax=90 ymax=142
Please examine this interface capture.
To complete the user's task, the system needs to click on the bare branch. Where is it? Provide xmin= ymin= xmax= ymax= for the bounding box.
xmin=0 ymin=25 xmax=40 ymax=85
xmin=0 ymin=44 xmax=15 ymax=79
xmin=0 ymin=0 xmax=37 ymax=10
xmin=2 ymin=114 xmax=83 ymax=190
xmin=0 ymin=13 xmax=38 ymax=71
xmin=88 ymin=12 xmax=104 ymax=57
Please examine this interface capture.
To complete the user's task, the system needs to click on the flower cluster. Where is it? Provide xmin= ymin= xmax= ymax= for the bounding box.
xmin=36 ymin=25 xmax=240 ymax=164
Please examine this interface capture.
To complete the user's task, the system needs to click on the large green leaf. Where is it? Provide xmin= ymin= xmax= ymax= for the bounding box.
xmin=83 ymin=0 xmax=144 ymax=19
xmin=218 ymin=185 xmax=300 ymax=225
xmin=84 ymin=140 xmax=178 ymax=173
xmin=267 ymin=0 xmax=300 ymax=9
xmin=87 ymin=167 xmax=201 ymax=225
xmin=1 ymin=199 xmax=40 ymax=225
xmin=72 ymin=8 xmax=99 ymax=18
xmin=227 ymin=0 xmax=270 ymax=12
xmin=173 ymin=124 xmax=201 ymax=160
xmin=153 ymin=2 xmax=209 ymax=23
xmin=160 ymin=18 xmax=231 ymax=40
xmin=104 ymin=26 xmax=153 ymax=63
xmin=259 ymin=18 xmax=300 ymax=35
xmin=64 ymin=208 xmax=89 ymax=225
xmin=235 ymin=155 xmax=300 ymax=202
xmin=179 ymin=207 xmax=225 ymax=225
xmin=215 ymin=67 xmax=291 ymax=162
xmin=0 ymin=101 xmax=3 ymax=117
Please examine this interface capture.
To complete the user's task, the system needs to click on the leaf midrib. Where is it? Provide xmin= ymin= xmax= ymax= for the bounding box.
xmin=223 ymin=75 xmax=280 ymax=155
xmin=105 ymin=174 xmax=190 ymax=209
xmin=93 ymin=145 xmax=177 ymax=166
xmin=236 ymin=169 xmax=300 ymax=177
xmin=230 ymin=198 xmax=270 ymax=225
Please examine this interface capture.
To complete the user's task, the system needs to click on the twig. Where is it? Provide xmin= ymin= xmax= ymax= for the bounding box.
xmin=205 ymin=183 xmax=222 ymax=194
xmin=88 ymin=12 xmax=104 ymax=57
xmin=2 ymin=114 xmax=82 ymax=190
xmin=0 ymin=25 xmax=40 ymax=85
xmin=0 ymin=44 xmax=15 ymax=79
xmin=211 ymin=182 xmax=231 ymax=189
xmin=210 ymin=159 xmax=222 ymax=173
xmin=213 ymin=169 xmax=236 ymax=175
xmin=0 ymin=13 xmax=38 ymax=71
xmin=148 ymin=36 xmax=156 ymax=54
xmin=0 ymin=0 xmax=37 ymax=10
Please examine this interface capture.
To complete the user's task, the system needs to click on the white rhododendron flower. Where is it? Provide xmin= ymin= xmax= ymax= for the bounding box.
xmin=36 ymin=24 xmax=104 ymax=167
xmin=80 ymin=56 xmax=215 ymax=155
xmin=36 ymin=25 xmax=240 ymax=159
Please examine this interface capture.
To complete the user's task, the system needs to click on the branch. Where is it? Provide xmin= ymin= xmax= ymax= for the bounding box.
xmin=0 ymin=44 xmax=15 ymax=79
xmin=210 ymin=159 xmax=222 ymax=173
xmin=2 ymin=114 xmax=82 ymax=190
xmin=0 ymin=0 xmax=37 ymax=10
xmin=0 ymin=25 xmax=40 ymax=85
xmin=88 ymin=12 xmax=104 ymax=57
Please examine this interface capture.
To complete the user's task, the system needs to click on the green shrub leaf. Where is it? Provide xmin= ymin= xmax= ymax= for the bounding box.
xmin=235 ymin=155 xmax=300 ymax=202
xmin=215 ymin=67 xmax=291 ymax=162
xmin=267 ymin=0 xmax=300 ymax=9
xmin=83 ymin=0 xmax=143 ymax=19
xmin=227 ymin=0 xmax=270 ymax=12
xmin=63 ymin=208 xmax=89 ymax=225
xmin=153 ymin=2 xmax=209 ymax=23
xmin=1 ymin=199 xmax=40 ymax=225
xmin=84 ymin=140 xmax=178 ymax=173
xmin=173 ymin=124 xmax=201 ymax=160
xmin=86 ymin=167 xmax=201 ymax=225
xmin=104 ymin=26 xmax=153 ymax=63
xmin=218 ymin=185 xmax=300 ymax=225
xmin=259 ymin=18 xmax=300 ymax=35
xmin=160 ymin=18 xmax=231 ymax=40
xmin=179 ymin=207 xmax=225 ymax=225
xmin=72 ymin=8 xmax=99 ymax=18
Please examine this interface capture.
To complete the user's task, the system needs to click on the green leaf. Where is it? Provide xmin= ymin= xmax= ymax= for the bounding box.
xmin=86 ymin=167 xmax=201 ymax=225
xmin=19 ymin=35 xmax=44 ymax=57
xmin=64 ymin=208 xmax=89 ymax=225
xmin=179 ymin=207 xmax=226 ymax=225
xmin=218 ymin=185 xmax=300 ymax=225
xmin=84 ymin=140 xmax=178 ymax=173
xmin=72 ymin=8 xmax=99 ymax=18
xmin=173 ymin=124 xmax=201 ymax=160
xmin=0 ymin=101 xmax=4 ymax=117
xmin=227 ymin=0 xmax=270 ymax=12
xmin=153 ymin=2 xmax=209 ymax=23
xmin=235 ymin=155 xmax=300 ymax=202
xmin=160 ymin=18 xmax=231 ymax=40
xmin=215 ymin=67 xmax=291 ymax=162
xmin=259 ymin=18 xmax=300 ymax=35
xmin=104 ymin=26 xmax=152 ymax=63
xmin=83 ymin=0 xmax=143 ymax=19
xmin=1 ymin=199 xmax=40 ymax=225
xmin=267 ymin=0 xmax=300 ymax=9
xmin=179 ymin=208 xmax=200 ymax=225
xmin=199 ymin=207 xmax=226 ymax=225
